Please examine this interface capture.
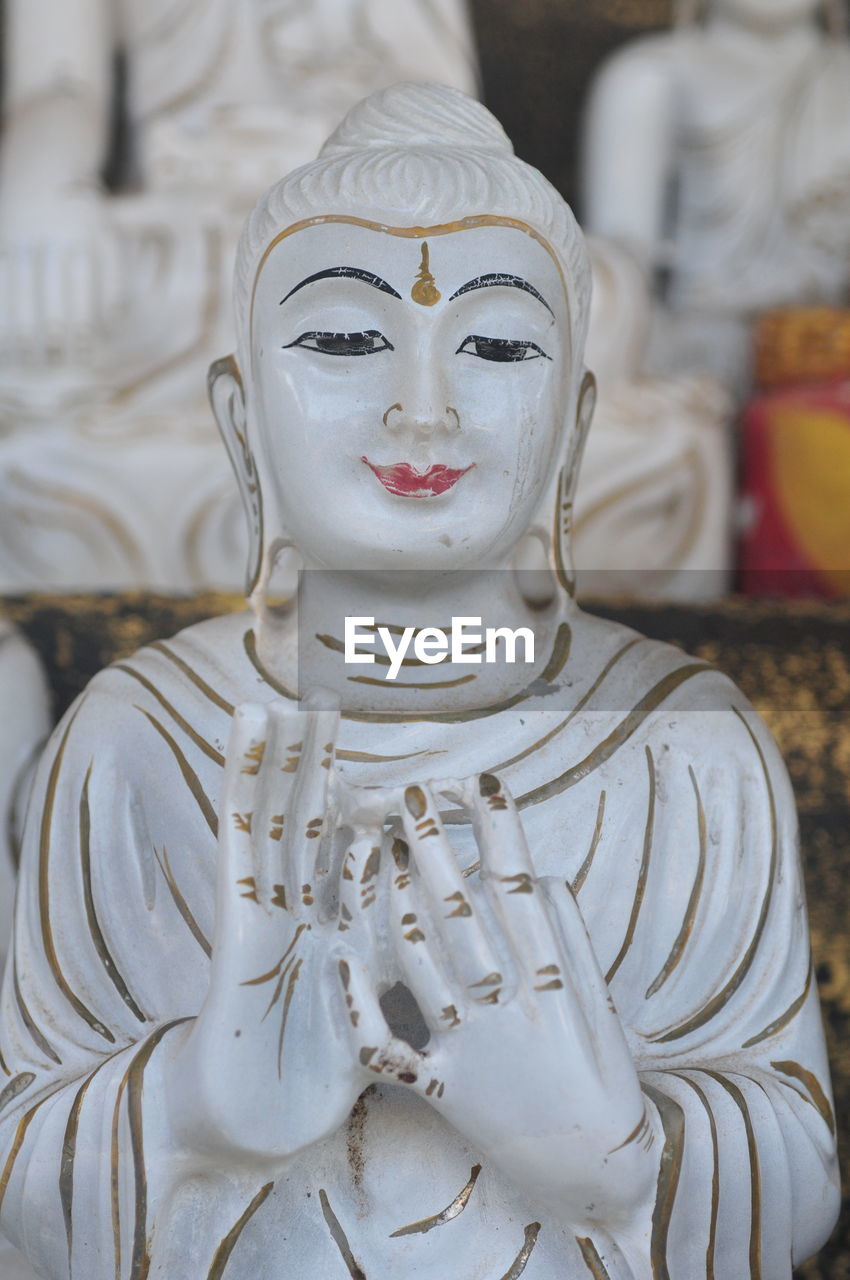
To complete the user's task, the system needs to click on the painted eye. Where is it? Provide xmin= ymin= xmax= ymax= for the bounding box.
xmin=284 ymin=330 xmax=394 ymax=356
xmin=456 ymin=335 xmax=551 ymax=362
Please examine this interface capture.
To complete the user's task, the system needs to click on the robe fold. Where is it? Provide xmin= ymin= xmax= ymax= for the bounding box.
xmin=0 ymin=610 xmax=838 ymax=1278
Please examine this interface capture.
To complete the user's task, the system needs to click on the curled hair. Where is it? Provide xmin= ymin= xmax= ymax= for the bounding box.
xmin=233 ymin=83 xmax=592 ymax=382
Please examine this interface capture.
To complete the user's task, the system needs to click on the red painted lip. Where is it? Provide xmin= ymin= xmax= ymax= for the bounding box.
xmin=362 ymin=457 xmax=475 ymax=497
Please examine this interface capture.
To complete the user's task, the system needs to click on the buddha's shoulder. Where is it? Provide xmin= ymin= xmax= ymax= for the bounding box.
xmin=590 ymin=30 xmax=680 ymax=100
xmin=64 ymin=610 xmax=274 ymax=732
xmin=573 ymin=609 xmax=756 ymax=724
xmin=571 ymin=613 xmax=787 ymax=793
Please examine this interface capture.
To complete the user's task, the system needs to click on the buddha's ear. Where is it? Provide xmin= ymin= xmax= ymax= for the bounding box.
xmin=548 ymin=369 xmax=597 ymax=598
xmin=209 ymin=355 xmax=264 ymax=595
xmin=570 ymin=369 xmax=597 ymax=478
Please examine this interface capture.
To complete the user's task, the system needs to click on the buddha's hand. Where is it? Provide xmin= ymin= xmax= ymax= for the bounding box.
xmin=346 ymin=774 xmax=661 ymax=1232
xmin=0 ymin=188 xmax=121 ymax=380
xmin=166 ymin=694 xmax=394 ymax=1169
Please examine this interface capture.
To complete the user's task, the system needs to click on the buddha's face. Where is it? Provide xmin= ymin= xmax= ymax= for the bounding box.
xmin=249 ymin=220 xmax=571 ymax=571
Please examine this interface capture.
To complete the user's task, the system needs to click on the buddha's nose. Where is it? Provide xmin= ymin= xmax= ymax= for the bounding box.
xmin=383 ymin=362 xmax=459 ymax=436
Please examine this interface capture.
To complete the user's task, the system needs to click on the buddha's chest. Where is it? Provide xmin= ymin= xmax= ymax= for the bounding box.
xmin=230 ymin=1086 xmax=599 ymax=1279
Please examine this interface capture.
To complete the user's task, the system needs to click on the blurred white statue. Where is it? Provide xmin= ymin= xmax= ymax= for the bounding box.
xmin=574 ymin=237 xmax=732 ymax=601
xmin=582 ymin=0 xmax=850 ymax=394
xmin=0 ymin=0 xmax=478 ymax=591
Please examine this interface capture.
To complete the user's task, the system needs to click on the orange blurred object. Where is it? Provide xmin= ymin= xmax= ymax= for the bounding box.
xmin=754 ymin=307 xmax=850 ymax=391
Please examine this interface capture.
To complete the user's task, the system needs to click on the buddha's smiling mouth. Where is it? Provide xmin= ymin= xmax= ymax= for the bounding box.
xmin=362 ymin=458 xmax=476 ymax=497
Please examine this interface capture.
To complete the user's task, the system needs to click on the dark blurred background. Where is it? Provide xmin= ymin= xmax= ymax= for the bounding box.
xmin=470 ymin=0 xmax=672 ymax=209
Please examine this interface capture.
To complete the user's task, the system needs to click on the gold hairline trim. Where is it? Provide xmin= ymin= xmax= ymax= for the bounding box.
xmin=249 ymin=214 xmax=572 ymax=353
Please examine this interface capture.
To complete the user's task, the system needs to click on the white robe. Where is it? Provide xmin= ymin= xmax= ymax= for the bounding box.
xmin=0 ymin=610 xmax=838 ymax=1277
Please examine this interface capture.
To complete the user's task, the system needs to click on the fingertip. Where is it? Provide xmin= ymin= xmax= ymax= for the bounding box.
xmin=232 ymin=701 xmax=267 ymax=730
xmin=302 ymin=686 xmax=341 ymax=713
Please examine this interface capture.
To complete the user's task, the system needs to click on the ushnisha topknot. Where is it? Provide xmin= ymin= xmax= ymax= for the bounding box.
xmin=233 ymin=83 xmax=592 ymax=387
xmin=319 ymin=82 xmax=515 ymax=156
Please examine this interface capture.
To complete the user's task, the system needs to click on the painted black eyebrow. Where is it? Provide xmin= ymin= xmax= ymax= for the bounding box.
xmin=280 ymin=266 xmax=402 ymax=305
xmin=448 ymin=273 xmax=554 ymax=317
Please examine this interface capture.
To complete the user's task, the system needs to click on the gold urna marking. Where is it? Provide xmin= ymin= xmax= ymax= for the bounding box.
xmin=498 ymin=1221 xmax=542 ymax=1278
xmin=644 ymin=764 xmax=707 ymax=999
xmin=576 ymin=1235 xmax=613 ymax=1279
xmin=605 ymin=747 xmax=656 ymax=986
xmin=154 ymin=845 xmax=212 ymax=958
xmin=208 ymin=1182 xmax=275 ymax=1280
xmin=641 ymin=1083 xmax=685 ymax=1280
xmin=411 ymin=241 xmax=441 ymax=306
xmin=79 ymin=763 xmax=148 ymax=1021
xmin=703 ymin=1071 xmax=762 ymax=1279
xmin=389 ymin=1163 xmax=482 ymax=1236
xmin=319 ymin=1188 xmax=367 ymax=1279
xmin=672 ymin=1073 xmax=719 ymax=1280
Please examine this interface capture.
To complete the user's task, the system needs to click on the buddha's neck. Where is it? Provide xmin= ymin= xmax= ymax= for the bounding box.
xmin=253 ymin=558 xmax=578 ymax=716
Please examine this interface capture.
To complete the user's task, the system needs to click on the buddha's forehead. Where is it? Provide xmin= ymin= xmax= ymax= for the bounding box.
xmin=252 ymin=219 xmax=569 ymax=324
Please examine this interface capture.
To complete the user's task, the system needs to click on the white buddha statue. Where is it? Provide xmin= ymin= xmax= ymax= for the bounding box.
xmin=575 ymin=235 xmax=733 ymax=600
xmin=0 ymin=85 xmax=838 ymax=1278
xmin=582 ymin=0 xmax=850 ymax=393
xmin=0 ymin=0 xmax=476 ymax=591
xmin=0 ymin=622 xmax=49 ymax=1280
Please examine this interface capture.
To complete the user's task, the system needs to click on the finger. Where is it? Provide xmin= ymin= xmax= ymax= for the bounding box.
xmin=401 ymin=783 xmax=501 ymax=995
xmin=539 ymin=876 xmax=627 ymax=1071
xmin=337 ymin=829 xmax=384 ymax=937
xmin=248 ymin=701 xmax=294 ymax=909
xmin=470 ymin=772 xmax=566 ymax=991
xmin=388 ymin=834 xmax=459 ymax=1031
xmin=336 ymin=951 xmax=425 ymax=1090
xmin=217 ymin=703 xmax=273 ymax=939
xmin=283 ymin=690 xmax=340 ymax=908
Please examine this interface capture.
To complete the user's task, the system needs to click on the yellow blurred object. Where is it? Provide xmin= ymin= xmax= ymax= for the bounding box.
xmin=770 ymin=404 xmax=850 ymax=594
xmin=755 ymin=307 xmax=850 ymax=390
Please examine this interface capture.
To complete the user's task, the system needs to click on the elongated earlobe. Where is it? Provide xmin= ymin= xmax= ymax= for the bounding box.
xmin=208 ymin=355 xmax=264 ymax=596
xmin=551 ymin=370 xmax=597 ymax=597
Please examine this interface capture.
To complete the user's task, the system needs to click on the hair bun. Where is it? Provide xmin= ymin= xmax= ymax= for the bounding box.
xmin=320 ymin=82 xmax=515 ymax=158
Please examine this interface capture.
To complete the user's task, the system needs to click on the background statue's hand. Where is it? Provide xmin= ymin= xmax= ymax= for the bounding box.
xmin=343 ymin=774 xmax=660 ymax=1231
xmin=166 ymin=694 xmax=399 ymax=1169
xmin=0 ymin=188 xmax=122 ymax=388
